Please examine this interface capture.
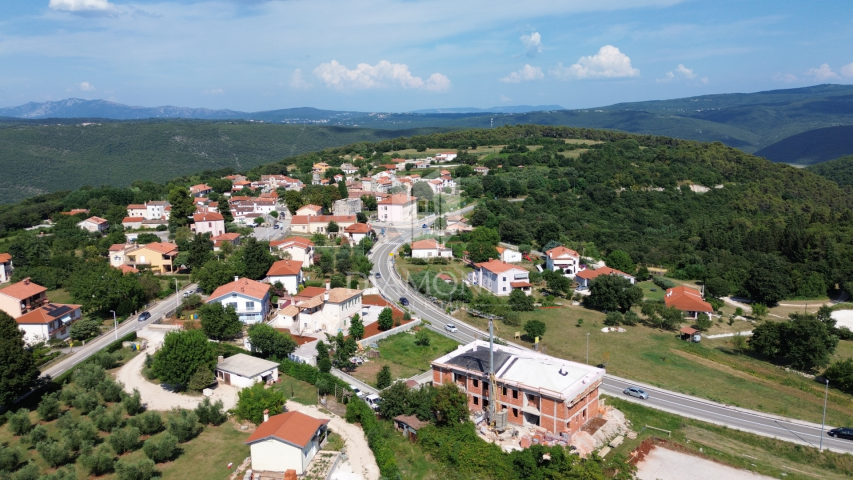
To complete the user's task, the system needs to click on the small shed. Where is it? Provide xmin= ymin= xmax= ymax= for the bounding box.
xmin=216 ymin=354 xmax=279 ymax=388
xmin=679 ymin=326 xmax=701 ymax=343
xmin=393 ymin=415 xmax=428 ymax=442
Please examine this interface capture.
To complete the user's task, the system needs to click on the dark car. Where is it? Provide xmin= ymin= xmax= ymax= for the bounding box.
xmin=375 ymin=272 xmax=381 ymax=278
xmin=138 ymin=311 xmax=151 ymax=322
xmin=828 ymin=427 xmax=853 ymax=440
xmin=399 ymin=297 xmax=409 ymax=306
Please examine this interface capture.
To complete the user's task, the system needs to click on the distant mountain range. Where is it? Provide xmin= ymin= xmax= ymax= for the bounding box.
xmin=3 ymin=84 xmax=853 ymax=164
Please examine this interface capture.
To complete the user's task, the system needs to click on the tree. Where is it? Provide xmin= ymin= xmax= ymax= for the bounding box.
xmin=0 ymin=311 xmax=39 ymax=408
xmin=414 ymin=329 xmax=430 ymax=346
xmin=751 ymin=303 xmax=768 ymax=320
xmin=143 ymin=433 xmax=178 ymax=463
xmin=195 ymin=397 xmax=227 ymax=425
xmin=508 ymin=289 xmax=534 ymax=311
xmin=123 ymin=388 xmax=144 ymax=416
xmin=151 ymin=330 xmax=217 ymax=388
xmin=319 ymin=252 xmax=334 ymax=275
xmin=412 ymin=181 xmax=434 ymax=201
xmin=186 ymin=233 xmax=213 ymax=270
xmin=187 ymin=365 xmax=215 ymax=392
xmin=605 ymin=250 xmax=635 ymax=274
xmin=240 ymin=237 xmax=276 ymax=280
xmin=361 ymin=195 xmax=377 ymax=211
xmin=37 ymin=439 xmax=71 ymax=468
xmin=136 ymin=232 xmax=161 ymax=244
xmin=327 ymin=221 xmax=340 ymax=233
xmin=284 ymin=190 xmax=304 ymax=214
xmin=167 ymin=188 xmax=195 ymax=229
xmin=693 ymin=313 xmax=713 ymax=332
xmin=191 ymin=257 xmax=239 ymax=294
xmin=604 ymin=311 xmax=623 ymax=326
xmin=704 ymin=277 xmax=730 ymax=299
xmin=749 ymin=313 xmax=839 ymax=371
xmin=378 ymin=381 xmax=410 ymax=418
xmin=824 ymin=358 xmax=853 ymax=394
xmin=236 ymin=383 xmax=285 ymax=425
xmin=68 ymin=262 xmax=146 ymax=315
xmin=167 ymin=409 xmax=202 ymax=443
xmin=455 ymin=164 xmax=474 ymax=177
xmin=744 ymin=256 xmax=791 ymax=306
xmin=38 ymin=392 xmax=62 ymax=421
xmin=433 ymin=382 xmax=469 ymax=426
xmin=376 ymin=366 xmax=393 ymax=389
xmin=586 ymin=275 xmax=644 ymax=313
xmin=247 ymin=323 xmax=297 ymax=360
xmin=198 ymin=302 xmax=243 ymax=340
xmin=108 ymin=426 xmax=142 ymax=455
xmin=730 ymin=332 xmax=748 ymax=354
xmin=523 ymin=320 xmax=546 ymax=340
xmin=115 ymin=458 xmax=157 ymax=480
xmin=70 ymin=316 xmax=102 ymax=341
xmin=349 ymin=314 xmax=365 ymax=340
xmin=81 ymin=444 xmax=115 ymax=477
xmin=466 ymin=241 xmax=500 ymax=263
xmin=356 ymin=211 xmax=368 ymax=223
xmin=545 ymin=272 xmax=571 ymax=296
xmin=338 ymin=180 xmax=348 ymax=200
xmin=378 ymin=307 xmax=394 ymax=331
xmin=635 ymin=266 xmax=651 ymax=282
xmin=253 ymin=217 xmax=265 ymax=226
xmin=535 ymin=221 xmax=562 ymax=247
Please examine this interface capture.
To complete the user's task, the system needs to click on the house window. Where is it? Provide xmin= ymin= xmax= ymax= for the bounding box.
xmin=512 ymin=407 xmax=519 ymax=418
xmin=512 ymin=389 xmax=518 ymax=399
xmin=473 ymin=379 xmax=479 ymax=388
xmin=502 ymin=287 xmax=506 ymax=292
xmin=227 ymin=303 xmax=237 ymax=310
xmin=583 ymin=408 xmax=587 ymax=419
xmin=502 ymin=386 xmax=507 ymax=396
xmin=473 ymin=396 xmax=479 ymax=406
xmin=246 ymin=301 xmax=255 ymax=310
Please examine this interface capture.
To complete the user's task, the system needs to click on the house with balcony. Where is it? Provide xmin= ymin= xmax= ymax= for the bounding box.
xmin=377 ymin=193 xmax=417 ymax=223
xmin=466 ymin=259 xmax=531 ymax=296
xmin=16 ymin=303 xmax=82 ymax=345
xmin=126 ymin=242 xmax=180 ymax=274
xmin=0 ymin=278 xmax=49 ymax=319
xmin=272 ymin=285 xmax=362 ymax=335
xmin=189 ymin=183 xmax=213 ymax=197
xmin=206 ymin=277 xmax=271 ymax=324
xmin=0 ymin=253 xmax=12 ymax=283
xmin=269 ymin=237 xmax=315 ymax=267
xmin=545 ymin=246 xmax=581 ymax=275
xmin=266 ymin=260 xmax=303 ymax=295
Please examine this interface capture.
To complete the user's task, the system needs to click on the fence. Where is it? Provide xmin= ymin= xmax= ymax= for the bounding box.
xmin=360 ymin=319 xmax=421 ymax=345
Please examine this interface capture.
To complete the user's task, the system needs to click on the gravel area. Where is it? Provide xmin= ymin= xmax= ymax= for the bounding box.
xmin=637 ymin=447 xmax=774 ymax=480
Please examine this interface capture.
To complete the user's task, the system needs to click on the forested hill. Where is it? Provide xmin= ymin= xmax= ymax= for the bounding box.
xmin=0 ymin=120 xmax=445 ymax=204
xmin=807 ymin=155 xmax=853 ymax=187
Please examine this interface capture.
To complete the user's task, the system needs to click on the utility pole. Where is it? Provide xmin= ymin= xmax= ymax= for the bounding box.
xmin=820 ymin=379 xmax=829 ymax=450
xmin=110 ymin=310 xmax=118 ymax=341
xmin=175 ymin=278 xmax=180 ymax=311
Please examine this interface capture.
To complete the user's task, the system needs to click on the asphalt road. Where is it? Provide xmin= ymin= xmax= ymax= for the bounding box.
xmin=369 ymin=211 xmax=853 ymax=454
xmin=42 ymin=283 xmax=197 ymax=380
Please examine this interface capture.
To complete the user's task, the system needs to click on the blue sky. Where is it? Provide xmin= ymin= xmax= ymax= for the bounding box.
xmin=1 ymin=0 xmax=852 ymax=112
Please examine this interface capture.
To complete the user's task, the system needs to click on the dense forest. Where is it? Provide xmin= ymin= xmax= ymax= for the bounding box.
xmin=807 ymin=155 xmax=853 ymax=187
xmin=2 ymin=124 xmax=853 ymax=303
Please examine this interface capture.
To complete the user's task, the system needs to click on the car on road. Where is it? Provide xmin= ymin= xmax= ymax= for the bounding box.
xmin=138 ymin=311 xmax=151 ymax=322
xmin=623 ymin=387 xmax=649 ymax=399
xmin=375 ymin=272 xmax=381 ymax=278
xmin=273 ymin=224 xmax=280 ymax=229
xmin=399 ymin=297 xmax=409 ymax=306
xmin=445 ymin=323 xmax=458 ymax=333
xmin=828 ymin=427 xmax=853 ymax=440
xmin=349 ymin=384 xmax=366 ymax=399
xmin=365 ymin=394 xmax=382 ymax=411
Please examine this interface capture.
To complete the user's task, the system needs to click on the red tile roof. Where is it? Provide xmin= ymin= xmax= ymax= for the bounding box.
xmin=193 ymin=212 xmax=225 ymax=222
xmin=474 ymin=259 xmax=524 ymax=274
xmin=510 ymin=281 xmax=532 ymax=288
xmin=122 ymin=217 xmax=144 ymax=223
xmin=82 ymin=216 xmax=108 ymax=225
xmin=109 ymin=244 xmax=129 ymax=251
xmin=140 ymin=242 xmax=179 ymax=256
xmin=575 ymin=266 xmax=631 ymax=280
xmin=267 ymin=260 xmax=302 ymax=277
xmin=127 ymin=204 xmax=146 ymax=209
xmin=270 ymin=237 xmax=314 ymax=249
xmin=208 ymin=277 xmax=270 ymax=302
xmin=378 ymin=193 xmax=416 ymax=205
xmin=0 ymin=278 xmax=47 ymax=300
xmin=345 ymin=223 xmax=372 ymax=233
xmin=211 ymin=233 xmax=241 ymax=241
xmin=16 ymin=303 xmax=81 ymax=325
xmin=295 ymin=286 xmax=326 ymax=300
xmin=665 ymin=286 xmax=713 ymax=313
xmin=0 ymin=253 xmax=11 ymax=263
xmin=546 ymin=246 xmax=580 ymax=259
xmin=117 ymin=265 xmax=140 ymax=274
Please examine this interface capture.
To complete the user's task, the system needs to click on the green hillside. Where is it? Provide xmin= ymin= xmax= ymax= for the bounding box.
xmin=755 ymin=126 xmax=853 ymax=165
xmin=806 ymin=155 xmax=853 ymax=187
xmin=0 ymin=119 xmax=446 ymax=204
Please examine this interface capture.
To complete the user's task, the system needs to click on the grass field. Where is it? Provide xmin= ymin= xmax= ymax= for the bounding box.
xmin=607 ymin=396 xmax=853 ymax=480
xmin=277 ymin=373 xmax=318 ymax=406
xmin=453 ymin=304 xmax=853 ymax=427
xmin=635 ymin=281 xmax=665 ymax=301
xmin=349 ymin=329 xmax=459 ymax=386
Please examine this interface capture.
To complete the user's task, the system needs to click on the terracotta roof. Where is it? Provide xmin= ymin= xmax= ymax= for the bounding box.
xmin=0 ymin=278 xmax=47 ymax=300
xmin=16 ymin=303 xmax=81 ymax=325
xmin=267 ymin=260 xmax=302 ymax=277
xmin=296 ymin=286 xmax=326 ymax=300
xmin=546 ymin=246 xmax=580 ymax=259
xmin=298 ymin=204 xmax=323 ymax=213
xmin=298 ymin=296 xmax=325 ymax=309
xmin=122 ymin=217 xmax=144 ymax=223
xmin=189 ymin=183 xmax=212 ymax=193
xmin=81 ymin=216 xmax=108 ymax=225
xmin=575 ymin=266 xmax=631 ymax=280
xmin=246 ymin=411 xmax=328 ymax=448
xmin=193 ymin=212 xmax=225 ymax=222
xmin=327 ymin=288 xmax=361 ymax=303
xmin=117 ymin=265 xmax=139 ymax=274
xmin=393 ymin=414 xmax=428 ymax=430
xmin=109 ymin=244 xmax=129 ymax=251
xmin=411 ymin=239 xmax=438 ymax=250
xmin=437 ymin=274 xmax=453 ymax=282
xmin=679 ymin=326 xmax=699 ymax=335
xmin=293 ymin=215 xmax=357 ymax=224
xmin=474 ymin=259 xmax=524 ymax=274
xmin=208 ymin=277 xmax=271 ymax=302
xmin=279 ymin=305 xmax=300 ymax=317
xmin=127 ymin=204 xmax=146 ymax=209
xmin=665 ymin=286 xmax=713 ymax=313
xmin=0 ymin=253 xmax=11 ymax=263
xmin=140 ymin=242 xmax=179 ymax=255
xmin=510 ymin=281 xmax=532 ymax=288
xmin=211 ymin=233 xmax=241 ymax=241
xmin=270 ymin=237 xmax=314 ymax=249
xmin=345 ymin=223 xmax=371 ymax=233
xmin=378 ymin=193 xmax=416 ymax=205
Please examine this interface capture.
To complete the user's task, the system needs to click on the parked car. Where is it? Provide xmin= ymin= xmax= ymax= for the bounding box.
xmin=138 ymin=311 xmax=151 ymax=322
xmin=365 ymin=394 xmax=382 ymax=411
xmin=399 ymin=297 xmax=409 ymax=306
xmin=828 ymin=427 xmax=853 ymax=440
xmin=183 ymin=291 xmax=191 ymax=298
xmin=445 ymin=323 xmax=458 ymax=333
xmin=349 ymin=384 xmax=366 ymax=399
xmin=623 ymin=387 xmax=649 ymax=399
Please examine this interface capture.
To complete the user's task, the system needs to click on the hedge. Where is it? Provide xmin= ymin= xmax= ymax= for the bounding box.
xmin=345 ymin=400 xmax=400 ymax=478
xmin=652 ymin=276 xmax=677 ymax=290
xmin=54 ymin=332 xmax=138 ymax=385
xmin=278 ymin=359 xmax=349 ymax=393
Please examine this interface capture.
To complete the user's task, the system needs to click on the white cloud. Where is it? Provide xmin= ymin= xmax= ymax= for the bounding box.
xmin=500 ymin=95 xmax=512 ymax=103
xmin=79 ymin=81 xmax=95 ymax=91
xmin=840 ymin=63 xmax=853 ymax=78
xmin=500 ymin=64 xmax=544 ymax=83
xmin=806 ymin=63 xmax=840 ymax=81
xmin=49 ymin=0 xmax=117 ymax=13
xmin=657 ymin=64 xmax=698 ymax=83
xmin=551 ymin=45 xmax=639 ymax=80
xmin=290 ymin=69 xmax=312 ymax=89
xmin=520 ymin=32 xmax=542 ymax=58
xmin=312 ymin=60 xmax=450 ymax=91
xmin=203 ymin=88 xmax=224 ymax=95
xmin=773 ymin=73 xmax=798 ymax=83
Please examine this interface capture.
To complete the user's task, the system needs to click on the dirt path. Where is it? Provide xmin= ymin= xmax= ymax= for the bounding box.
xmin=637 ymin=446 xmax=774 ymax=480
xmin=285 ymin=401 xmax=379 ymax=480
xmin=114 ymin=346 xmax=240 ymax=411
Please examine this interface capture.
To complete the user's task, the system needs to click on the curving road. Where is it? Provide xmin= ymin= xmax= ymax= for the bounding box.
xmin=368 ymin=211 xmax=853 ymax=454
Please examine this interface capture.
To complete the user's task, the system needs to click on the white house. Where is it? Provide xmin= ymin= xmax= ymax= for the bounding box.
xmin=215 ymin=353 xmax=279 ymax=388
xmin=77 ymin=216 xmax=109 ymax=233
xmin=289 ymin=215 xmax=357 ymax=234
xmin=269 ymin=237 xmax=315 ymax=267
xmin=245 ymin=411 xmax=329 ymax=476
xmin=435 ymin=152 xmax=457 ymax=162
xmin=344 ymin=223 xmax=372 ymax=244
xmin=466 ymin=259 xmax=531 ymax=296
xmin=206 ymin=277 xmax=271 ymax=324
xmin=296 ymin=204 xmax=323 ymax=217
xmin=411 ymin=239 xmax=453 ymax=259
xmin=545 ymin=246 xmax=581 ymax=275
xmin=340 ymin=163 xmax=358 ymax=174
xmin=575 ymin=266 xmax=635 ymax=288
xmin=16 ymin=303 xmax=82 ymax=345
xmin=145 ymin=201 xmax=171 ymax=220
xmin=189 ymin=183 xmax=213 ymax=197
xmin=273 ymin=285 xmax=362 ymax=335
xmin=496 ymin=247 xmax=523 ymax=263
xmin=266 ymin=260 xmax=303 ymax=295
xmin=0 ymin=253 xmax=12 ymax=283
xmin=191 ymin=212 xmax=226 ymax=237
xmin=377 ymin=193 xmax=417 ymax=223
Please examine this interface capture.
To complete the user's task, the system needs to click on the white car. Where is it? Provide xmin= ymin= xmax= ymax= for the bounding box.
xmin=349 ymin=384 xmax=366 ymax=399
xmin=445 ymin=324 xmax=458 ymax=333
xmin=365 ymin=394 xmax=382 ymax=411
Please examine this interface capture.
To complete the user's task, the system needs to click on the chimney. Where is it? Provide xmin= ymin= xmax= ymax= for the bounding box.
xmin=325 ymin=281 xmax=330 ymax=291
xmin=24 ymin=278 xmax=30 ymax=285
xmin=218 ymin=355 xmax=224 ymax=363
xmin=263 ymin=409 xmax=269 ymax=423
xmin=234 ymin=276 xmax=239 ymax=282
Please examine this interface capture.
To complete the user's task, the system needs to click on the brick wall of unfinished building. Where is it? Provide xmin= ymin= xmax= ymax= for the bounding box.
xmin=432 ymin=365 xmax=601 ymax=436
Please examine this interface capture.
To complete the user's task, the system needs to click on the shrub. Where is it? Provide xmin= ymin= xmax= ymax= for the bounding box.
xmin=168 ymin=409 xmax=202 ymax=443
xmin=195 ymin=398 xmax=227 ymax=426
xmin=72 ymin=391 xmax=101 ymax=415
xmin=97 ymin=378 xmax=125 ymax=403
xmin=604 ymin=311 xmax=623 ymax=326
xmin=91 ymin=405 xmax=124 ymax=432
xmin=108 ymin=426 xmax=142 ymax=455
xmin=38 ymin=466 xmax=77 ymax=480
xmin=235 ymin=383 xmax=285 ymax=425
xmin=73 ymin=363 xmax=107 ymax=390
xmin=824 ymin=358 xmax=853 ymax=394
xmin=376 ymin=366 xmax=392 ymax=389
xmin=10 ymin=463 xmax=39 ymax=480
xmin=0 ymin=445 xmax=24 ymax=472
xmin=131 ymin=411 xmax=164 ymax=435
xmin=37 ymin=392 xmax=62 ymax=421
xmin=622 ymin=310 xmax=640 ymax=326
xmin=90 ymin=351 xmax=121 ymax=370
xmin=414 ymin=330 xmax=430 ymax=346
xmin=693 ymin=313 xmax=713 ymax=332
xmin=123 ymin=388 xmax=144 ymax=416
xmin=25 ymin=424 xmax=49 ymax=445
xmin=143 ymin=433 xmax=179 ymax=463
xmin=6 ymin=409 xmax=33 ymax=436
xmin=523 ymin=320 xmax=546 ymax=340
xmin=81 ymin=444 xmax=115 ymax=476
xmin=115 ymin=458 xmax=157 ymax=480
xmin=187 ymin=366 xmax=216 ymax=392
xmin=37 ymin=439 xmax=72 ymax=467
xmin=652 ymin=276 xmax=677 ymax=290
xmin=318 ymin=357 xmax=332 ymax=373
xmin=378 ymin=308 xmax=393 ymax=331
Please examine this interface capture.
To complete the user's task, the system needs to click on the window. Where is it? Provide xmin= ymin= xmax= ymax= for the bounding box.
xmin=473 ymin=379 xmax=479 ymax=388
xmin=227 ymin=302 xmax=237 ymax=310
xmin=512 ymin=407 xmax=518 ymax=418
xmin=502 ymin=386 xmax=507 ymax=396
xmin=502 ymin=287 xmax=506 ymax=291
xmin=583 ymin=408 xmax=587 ymax=419
xmin=473 ymin=396 xmax=479 ymax=406
xmin=502 ymin=277 xmax=506 ymax=281
xmin=245 ymin=301 xmax=255 ymax=310
xmin=512 ymin=389 xmax=518 ymax=399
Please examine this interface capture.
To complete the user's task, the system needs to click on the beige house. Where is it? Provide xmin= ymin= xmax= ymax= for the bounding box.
xmin=191 ymin=212 xmax=226 ymax=237
xmin=296 ymin=204 xmax=323 ymax=217
xmin=126 ymin=242 xmax=180 ymax=273
xmin=0 ymin=278 xmax=49 ymax=319
xmin=246 ymin=411 xmax=329 ymax=476
xmin=289 ymin=215 xmax=356 ymax=234
xmin=273 ymin=285 xmax=362 ymax=336
xmin=77 ymin=216 xmax=109 ymax=233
